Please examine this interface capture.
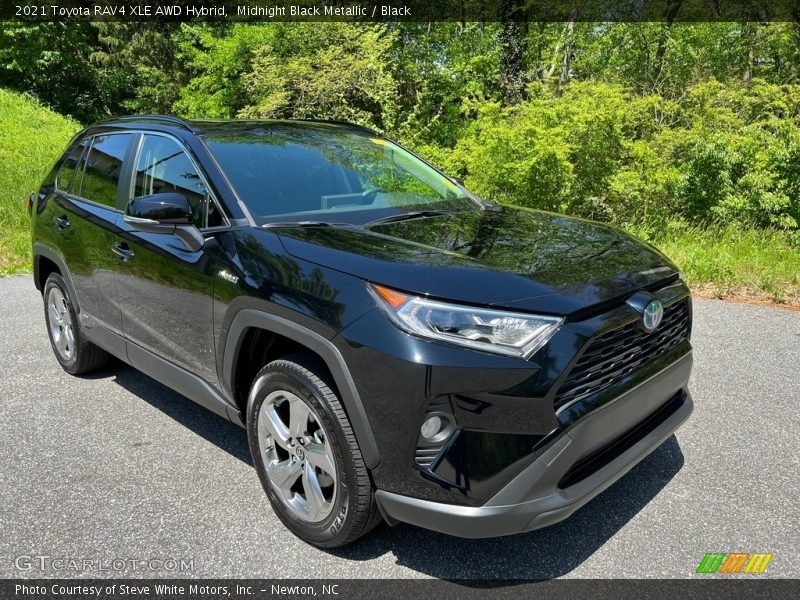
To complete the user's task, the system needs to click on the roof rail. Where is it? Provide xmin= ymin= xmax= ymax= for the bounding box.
xmin=294 ymin=118 xmax=380 ymax=135
xmin=95 ymin=114 xmax=199 ymax=133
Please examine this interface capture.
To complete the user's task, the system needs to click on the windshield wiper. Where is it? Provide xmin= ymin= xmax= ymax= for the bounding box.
xmin=365 ymin=210 xmax=453 ymax=227
xmin=262 ymin=220 xmax=349 ymax=229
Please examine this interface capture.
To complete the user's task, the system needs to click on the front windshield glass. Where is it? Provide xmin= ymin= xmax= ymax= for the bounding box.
xmin=203 ymin=123 xmax=477 ymax=224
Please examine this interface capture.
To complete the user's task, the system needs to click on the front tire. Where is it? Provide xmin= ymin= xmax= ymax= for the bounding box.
xmin=247 ymin=355 xmax=381 ymax=547
xmin=43 ymin=273 xmax=109 ymax=375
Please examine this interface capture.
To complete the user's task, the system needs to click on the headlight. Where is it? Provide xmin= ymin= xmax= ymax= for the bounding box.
xmin=367 ymin=283 xmax=563 ymax=359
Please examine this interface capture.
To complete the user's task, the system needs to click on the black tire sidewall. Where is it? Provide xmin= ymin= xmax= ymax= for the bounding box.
xmin=247 ymin=365 xmax=355 ymax=546
xmin=43 ymin=274 xmax=79 ymax=372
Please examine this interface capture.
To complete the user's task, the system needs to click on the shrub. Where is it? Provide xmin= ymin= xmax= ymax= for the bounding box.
xmin=0 ymin=88 xmax=80 ymax=274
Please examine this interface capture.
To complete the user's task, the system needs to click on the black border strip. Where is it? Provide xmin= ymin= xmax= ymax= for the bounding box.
xmin=4 ymin=1 xmax=800 ymax=23
xmin=3 ymin=579 xmax=799 ymax=599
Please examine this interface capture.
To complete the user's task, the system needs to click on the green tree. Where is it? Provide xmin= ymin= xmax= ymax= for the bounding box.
xmin=0 ymin=22 xmax=103 ymax=122
xmin=92 ymin=22 xmax=185 ymax=114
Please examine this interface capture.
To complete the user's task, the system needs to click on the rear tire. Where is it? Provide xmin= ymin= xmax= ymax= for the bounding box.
xmin=43 ymin=273 xmax=109 ymax=375
xmin=247 ymin=354 xmax=381 ymax=547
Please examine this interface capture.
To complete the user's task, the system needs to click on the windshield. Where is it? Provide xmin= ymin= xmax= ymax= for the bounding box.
xmin=203 ymin=123 xmax=478 ymax=225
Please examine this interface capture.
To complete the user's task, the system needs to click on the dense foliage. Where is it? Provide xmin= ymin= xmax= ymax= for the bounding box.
xmin=3 ymin=20 xmax=800 ymax=234
xmin=0 ymin=89 xmax=80 ymax=273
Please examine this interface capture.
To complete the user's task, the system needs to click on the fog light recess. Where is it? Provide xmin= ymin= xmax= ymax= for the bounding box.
xmin=414 ymin=404 xmax=457 ymax=470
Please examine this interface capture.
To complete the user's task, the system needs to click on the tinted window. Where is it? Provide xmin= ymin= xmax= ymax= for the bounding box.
xmin=78 ymin=133 xmax=133 ymax=207
xmin=133 ymin=135 xmax=220 ymax=229
xmin=205 ymin=125 xmax=475 ymax=223
xmin=56 ymin=139 xmax=87 ymax=192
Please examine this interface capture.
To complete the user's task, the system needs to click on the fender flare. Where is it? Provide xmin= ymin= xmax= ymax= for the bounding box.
xmin=222 ymin=308 xmax=380 ymax=469
xmin=32 ymin=242 xmax=81 ymax=313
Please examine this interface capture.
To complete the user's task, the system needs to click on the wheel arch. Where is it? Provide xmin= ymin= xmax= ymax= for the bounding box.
xmin=222 ymin=309 xmax=380 ymax=469
xmin=33 ymin=242 xmax=81 ymax=312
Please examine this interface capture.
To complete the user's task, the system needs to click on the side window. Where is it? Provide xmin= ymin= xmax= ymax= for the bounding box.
xmin=133 ymin=135 xmax=221 ymax=229
xmin=77 ymin=133 xmax=133 ymax=207
xmin=56 ymin=139 xmax=88 ymax=192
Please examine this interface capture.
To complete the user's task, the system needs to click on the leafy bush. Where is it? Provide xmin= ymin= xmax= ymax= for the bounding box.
xmin=0 ymin=89 xmax=80 ymax=274
xmin=425 ymin=79 xmax=800 ymax=231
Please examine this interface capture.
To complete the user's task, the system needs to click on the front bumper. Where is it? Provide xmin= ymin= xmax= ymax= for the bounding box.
xmin=375 ymin=352 xmax=693 ymax=538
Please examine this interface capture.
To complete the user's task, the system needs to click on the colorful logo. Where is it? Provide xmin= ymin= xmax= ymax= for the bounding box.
xmin=696 ymin=552 xmax=773 ymax=574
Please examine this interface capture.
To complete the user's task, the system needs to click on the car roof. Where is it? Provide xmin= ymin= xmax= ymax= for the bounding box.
xmin=90 ymin=115 xmax=379 ymax=138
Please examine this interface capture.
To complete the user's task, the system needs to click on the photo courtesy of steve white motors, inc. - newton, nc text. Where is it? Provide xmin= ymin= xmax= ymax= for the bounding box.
xmin=0 ymin=1 xmax=799 ymax=600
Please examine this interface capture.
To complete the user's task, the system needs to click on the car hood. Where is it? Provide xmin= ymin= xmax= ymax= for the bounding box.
xmin=276 ymin=206 xmax=679 ymax=315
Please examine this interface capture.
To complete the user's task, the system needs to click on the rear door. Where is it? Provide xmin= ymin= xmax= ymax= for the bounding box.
xmin=112 ymin=132 xmax=226 ymax=387
xmin=51 ymin=132 xmax=135 ymax=342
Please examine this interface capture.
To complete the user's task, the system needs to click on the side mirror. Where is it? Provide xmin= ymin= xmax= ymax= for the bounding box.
xmin=126 ymin=192 xmax=193 ymax=224
xmin=124 ymin=193 xmax=204 ymax=252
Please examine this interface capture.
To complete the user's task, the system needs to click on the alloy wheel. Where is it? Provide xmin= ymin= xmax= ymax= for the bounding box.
xmin=47 ymin=287 xmax=75 ymax=361
xmin=258 ymin=390 xmax=337 ymax=522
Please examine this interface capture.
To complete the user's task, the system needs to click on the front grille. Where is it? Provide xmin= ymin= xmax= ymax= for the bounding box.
xmin=557 ymin=392 xmax=684 ymax=489
xmin=554 ymin=299 xmax=690 ymax=412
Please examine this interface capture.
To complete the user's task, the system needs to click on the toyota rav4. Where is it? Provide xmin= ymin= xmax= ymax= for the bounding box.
xmin=29 ymin=116 xmax=693 ymax=547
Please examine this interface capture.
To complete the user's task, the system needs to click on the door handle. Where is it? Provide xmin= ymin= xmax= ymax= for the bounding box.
xmin=111 ymin=242 xmax=135 ymax=262
xmin=54 ymin=215 xmax=70 ymax=230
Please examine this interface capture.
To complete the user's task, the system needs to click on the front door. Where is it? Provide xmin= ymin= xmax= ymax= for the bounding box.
xmin=111 ymin=133 xmax=225 ymax=387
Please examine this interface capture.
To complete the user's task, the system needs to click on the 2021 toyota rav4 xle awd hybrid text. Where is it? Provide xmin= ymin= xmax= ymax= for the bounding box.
xmin=29 ymin=116 xmax=693 ymax=547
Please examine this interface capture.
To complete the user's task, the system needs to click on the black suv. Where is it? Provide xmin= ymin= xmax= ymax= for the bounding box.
xmin=29 ymin=116 xmax=693 ymax=547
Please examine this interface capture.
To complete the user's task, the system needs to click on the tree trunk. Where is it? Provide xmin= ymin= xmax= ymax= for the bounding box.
xmin=743 ymin=22 xmax=754 ymax=84
xmin=499 ymin=0 xmax=529 ymax=104
xmin=742 ymin=3 xmax=762 ymax=85
xmin=793 ymin=6 xmax=800 ymax=81
xmin=651 ymin=0 xmax=685 ymax=91
xmin=556 ymin=10 xmax=576 ymax=96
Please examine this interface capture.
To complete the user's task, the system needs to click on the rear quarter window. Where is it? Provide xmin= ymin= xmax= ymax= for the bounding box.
xmin=55 ymin=139 xmax=88 ymax=192
xmin=77 ymin=133 xmax=134 ymax=208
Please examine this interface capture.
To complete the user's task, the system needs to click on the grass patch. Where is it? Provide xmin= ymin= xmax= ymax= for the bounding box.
xmin=631 ymin=222 xmax=800 ymax=306
xmin=0 ymin=88 xmax=80 ymax=275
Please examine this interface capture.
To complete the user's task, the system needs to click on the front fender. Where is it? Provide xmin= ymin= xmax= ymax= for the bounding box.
xmin=221 ymin=308 xmax=380 ymax=469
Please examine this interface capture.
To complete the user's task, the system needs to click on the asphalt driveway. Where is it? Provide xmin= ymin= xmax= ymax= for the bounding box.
xmin=0 ymin=275 xmax=797 ymax=579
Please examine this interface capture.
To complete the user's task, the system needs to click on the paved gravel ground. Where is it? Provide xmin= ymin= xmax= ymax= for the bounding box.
xmin=0 ymin=274 xmax=797 ymax=579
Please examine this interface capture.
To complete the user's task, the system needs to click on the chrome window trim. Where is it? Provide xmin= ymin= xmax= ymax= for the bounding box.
xmin=66 ymin=193 xmax=124 ymax=215
xmin=197 ymin=135 xmax=257 ymax=227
